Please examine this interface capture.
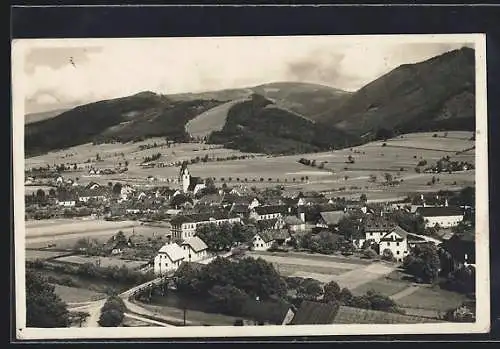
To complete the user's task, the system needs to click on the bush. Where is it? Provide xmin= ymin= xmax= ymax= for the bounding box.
xmin=381 ymin=248 xmax=396 ymax=262
xmin=98 ymin=296 xmax=126 ymax=327
xmin=362 ymin=248 xmax=379 ymax=260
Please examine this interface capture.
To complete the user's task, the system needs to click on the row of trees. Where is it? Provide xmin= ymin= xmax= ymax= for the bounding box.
xmin=142 ymin=152 xmax=162 ymax=163
xmin=27 ymin=259 xmax=154 ymax=286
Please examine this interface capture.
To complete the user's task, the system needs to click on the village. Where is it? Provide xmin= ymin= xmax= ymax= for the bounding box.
xmin=25 ymin=158 xmax=476 ymax=327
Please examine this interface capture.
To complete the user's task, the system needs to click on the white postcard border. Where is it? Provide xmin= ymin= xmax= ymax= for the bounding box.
xmin=12 ymin=33 xmax=490 ymax=340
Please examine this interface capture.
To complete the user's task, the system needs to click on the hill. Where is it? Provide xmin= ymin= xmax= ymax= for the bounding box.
xmin=251 ymin=81 xmax=352 ymax=119
xmin=207 ymin=94 xmax=362 ymax=155
xmin=25 ymin=91 xmax=224 ymax=156
xmin=25 ymin=108 xmax=68 ymax=124
xmin=316 ymin=47 xmax=476 ymax=138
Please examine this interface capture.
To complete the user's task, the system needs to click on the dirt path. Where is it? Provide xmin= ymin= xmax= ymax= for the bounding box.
xmin=246 ymin=252 xmax=361 ymax=270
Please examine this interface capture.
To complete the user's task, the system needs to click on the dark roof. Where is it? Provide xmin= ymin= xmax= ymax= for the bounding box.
xmin=231 ymin=204 xmax=250 ymax=214
xmin=266 ymin=229 xmax=291 ymax=241
xmin=416 ymin=206 xmax=464 ymax=217
xmin=256 ymin=218 xmax=281 ymax=231
xmin=290 ymin=300 xmax=340 ymax=325
xmin=77 ymin=187 xmax=110 ymax=197
xmin=175 ymin=261 xmax=206 ymax=276
xmin=240 ymin=299 xmax=293 ymax=325
xmin=197 ymin=194 xmax=223 ymax=205
xmin=333 ymin=306 xmax=442 ymax=324
xmin=255 ymin=231 xmax=274 ymax=243
xmin=319 ymin=211 xmax=347 ymax=225
xmin=57 ymin=191 xmax=78 ymax=201
xmin=364 ymin=217 xmax=396 ymax=232
xmin=380 ymin=226 xmax=410 ymax=242
xmin=188 ymin=176 xmax=203 ymax=191
xmin=254 ymin=205 xmax=290 ymax=215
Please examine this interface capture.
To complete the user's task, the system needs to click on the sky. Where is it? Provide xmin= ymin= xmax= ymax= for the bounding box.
xmin=22 ymin=36 xmax=474 ymax=114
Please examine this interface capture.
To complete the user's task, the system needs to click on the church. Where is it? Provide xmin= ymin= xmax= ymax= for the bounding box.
xmin=179 ymin=162 xmax=205 ymax=194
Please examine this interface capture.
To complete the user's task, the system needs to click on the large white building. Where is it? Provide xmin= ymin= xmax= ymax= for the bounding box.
xmin=170 ymin=212 xmax=241 ymax=241
xmin=378 ymin=226 xmax=410 ymax=262
xmin=180 ymin=236 xmax=209 ymax=262
xmin=416 ymin=206 xmax=464 ymax=228
xmin=153 ymin=243 xmax=186 ymax=275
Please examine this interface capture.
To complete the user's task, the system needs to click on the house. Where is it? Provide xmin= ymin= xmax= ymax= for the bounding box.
xmin=257 ymin=216 xmax=286 ymax=231
xmin=283 ymin=215 xmax=306 ymax=232
xmin=441 ymin=231 xmax=475 ymax=267
xmin=378 ymin=226 xmax=410 ymax=262
xmin=290 ymin=301 xmax=441 ymax=325
xmin=170 ymin=212 xmax=241 ymax=241
xmin=154 ymin=243 xmax=186 ymax=275
xmin=290 ymin=300 xmax=340 ymax=325
xmin=238 ymin=299 xmax=295 ymax=325
xmin=180 ymin=236 xmax=209 ymax=262
xmin=196 ymin=194 xmax=224 ymax=207
xmin=316 ymin=210 xmax=347 ymax=229
xmin=250 ymin=205 xmax=290 ymax=221
xmin=56 ymin=191 xmax=78 ymax=207
xmin=252 ymin=231 xmax=274 ymax=251
xmin=358 ymin=216 xmax=396 ymax=246
xmin=252 ymin=229 xmax=291 ymax=251
xmin=416 ymin=206 xmax=464 ymax=228
xmin=229 ymin=204 xmax=251 ymax=218
xmin=77 ymin=187 xmax=110 ymax=202
xmin=85 ymin=182 xmax=101 ymax=190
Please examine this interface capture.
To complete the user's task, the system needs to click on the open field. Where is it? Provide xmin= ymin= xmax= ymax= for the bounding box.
xmin=24 ymin=219 xmax=168 ymax=249
xmin=351 ymin=276 xmax=411 ymax=297
xmin=25 ymin=249 xmax=72 ymax=261
xmin=397 ymin=287 xmax=468 ymax=312
xmin=52 ymin=284 xmax=106 ymax=303
xmin=25 ymin=219 xmax=139 ymax=238
xmin=52 ymin=254 xmax=149 ymax=269
xmin=247 ymin=251 xmax=395 ymax=289
xmin=25 ymin=131 xmax=475 ymax=202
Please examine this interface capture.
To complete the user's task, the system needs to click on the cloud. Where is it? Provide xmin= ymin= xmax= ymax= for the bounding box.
xmin=23 ymin=37 xmax=474 ymax=112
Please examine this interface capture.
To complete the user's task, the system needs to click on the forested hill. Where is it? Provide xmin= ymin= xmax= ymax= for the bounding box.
xmin=207 ymin=94 xmax=362 ymax=155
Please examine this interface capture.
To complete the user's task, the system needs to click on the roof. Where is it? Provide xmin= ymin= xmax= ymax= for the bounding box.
xmin=239 ymin=299 xmax=293 ymax=324
xmin=284 ymin=215 xmax=304 ymax=225
xmin=333 ymin=306 xmax=442 ymax=324
xmin=290 ymin=300 xmax=340 ymax=325
xmin=231 ymin=204 xmax=250 ymax=214
xmin=158 ymin=243 xmax=186 ymax=262
xmin=266 ymin=229 xmax=291 ymax=241
xmin=255 ymin=231 xmax=274 ymax=243
xmin=364 ymin=217 xmax=396 ymax=232
xmin=416 ymin=206 xmax=464 ymax=217
xmin=174 ymin=261 xmax=206 ymax=276
xmin=77 ymin=187 xmax=110 ymax=197
xmin=181 ymin=236 xmax=208 ymax=252
xmin=170 ymin=212 xmax=232 ymax=225
xmin=256 ymin=218 xmax=281 ymax=231
xmin=254 ymin=205 xmax=290 ymax=215
xmin=319 ymin=211 xmax=347 ymax=225
xmin=57 ymin=191 xmax=78 ymax=201
xmin=188 ymin=176 xmax=203 ymax=191
xmin=380 ymin=225 xmax=410 ymax=242
xmin=197 ymin=194 xmax=223 ymax=205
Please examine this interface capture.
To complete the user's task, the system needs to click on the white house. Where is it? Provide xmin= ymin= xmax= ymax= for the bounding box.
xmin=353 ymin=216 xmax=395 ymax=249
xmin=170 ymin=213 xmax=241 ymax=241
xmin=250 ymin=205 xmax=290 ymax=221
xmin=379 ymin=226 xmax=410 ymax=262
xmin=154 ymin=243 xmax=186 ymax=275
xmin=252 ymin=232 xmax=274 ymax=251
xmin=416 ymin=206 xmax=464 ymax=228
xmin=180 ymin=236 xmax=209 ymax=262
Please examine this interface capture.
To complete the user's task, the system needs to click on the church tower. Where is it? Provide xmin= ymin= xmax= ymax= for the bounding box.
xmin=179 ymin=162 xmax=190 ymax=193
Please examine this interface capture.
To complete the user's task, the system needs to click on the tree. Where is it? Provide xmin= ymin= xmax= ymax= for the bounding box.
xmin=36 ymin=189 xmax=46 ymax=200
xmin=26 ymin=270 xmax=70 ymax=327
xmin=298 ymin=278 xmax=323 ymax=301
xmin=382 ymin=248 xmax=395 ymax=262
xmin=323 ymin=281 xmax=341 ymax=303
xmin=48 ymin=188 xmax=56 ymax=197
xmin=339 ymin=287 xmax=353 ymax=305
xmin=360 ymin=193 xmax=367 ymax=203
xmin=403 ymin=243 xmax=441 ymax=283
xmin=384 ymin=173 xmax=393 ymax=183
xmin=112 ymin=182 xmax=122 ymax=195
xmin=98 ymin=296 xmax=125 ymax=327
xmin=347 ymin=155 xmax=355 ymax=164
xmin=365 ymin=290 xmax=400 ymax=312
xmin=369 ymin=174 xmax=377 ymax=183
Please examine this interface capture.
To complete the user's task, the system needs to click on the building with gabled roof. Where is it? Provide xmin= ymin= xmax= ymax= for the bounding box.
xmin=416 ymin=206 xmax=464 ymax=228
xmin=317 ymin=210 xmax=347 ymax=229
xmin=170 ymin=212 xmax=241 ymax=241
xmin=154 ymin=243 xmax=186 ymax=275
xmin=180 ymin=236 xmax=209 ymax=262
xmin=250 ymin=205 xmax=290 ymax=221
